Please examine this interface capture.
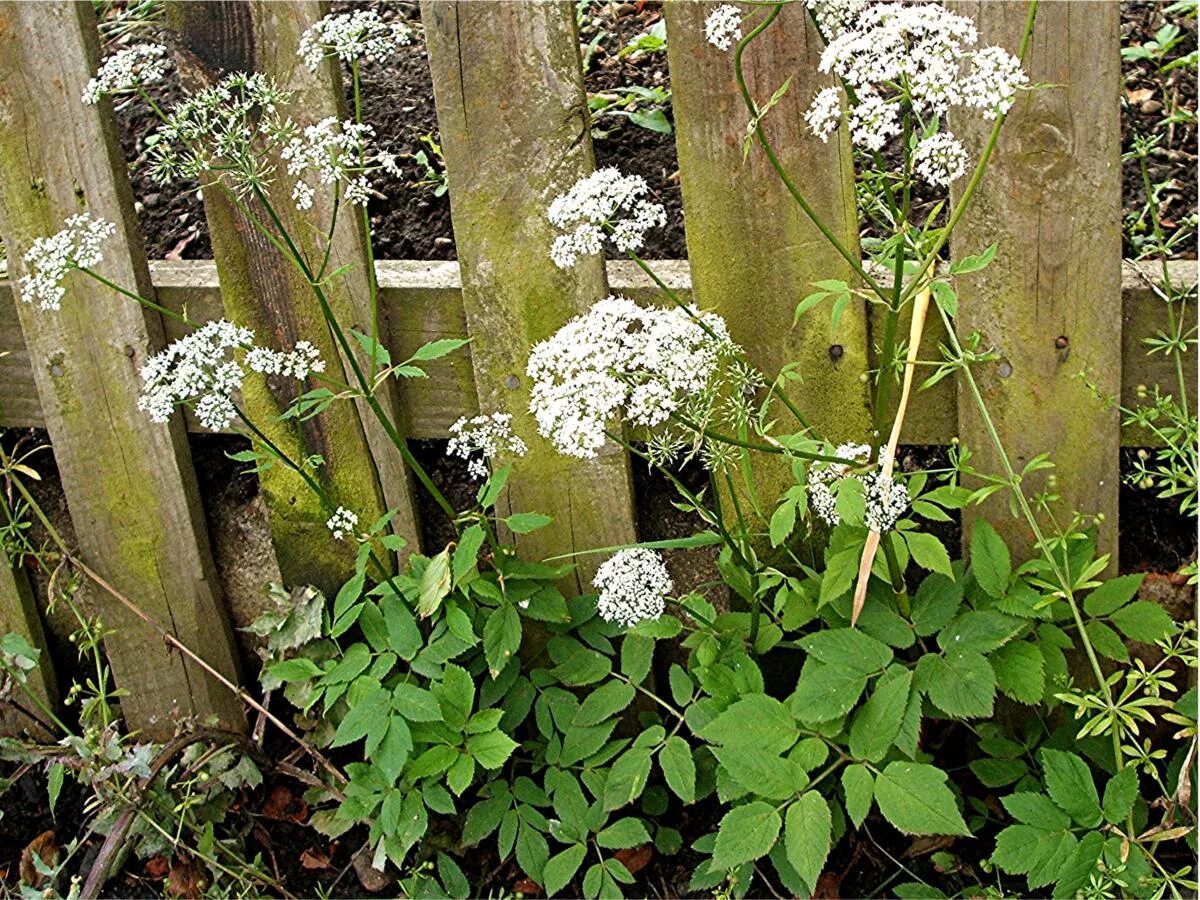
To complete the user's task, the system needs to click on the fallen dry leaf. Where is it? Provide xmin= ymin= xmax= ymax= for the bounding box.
xmin=352 ymin=851 xmax=393 ymax=893
xmin=164 ymin=229 xmax=199 ymax=261
xmin=262 ymin=784 xmax=308 ymax=823
xmin=300 ymin=847 xmax=332 ymax=870
xmin=145 ymin=855 xmax=170 ymax=879
xmin=166 ymin=856 xmax=207 ymax=899
xmin=1126 ymin=87 xmax=1154 ymax=104
xmin=19 ymin=830 xmax=59 ymax=888
xmin=513 ymin=877 xmax=542 ymax=896
xmin=614 ymin=844 xmax=653 ymax=875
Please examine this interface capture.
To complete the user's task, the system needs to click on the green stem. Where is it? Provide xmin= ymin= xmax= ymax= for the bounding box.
xmin=76 ymin=267 xmax=194 ymax=326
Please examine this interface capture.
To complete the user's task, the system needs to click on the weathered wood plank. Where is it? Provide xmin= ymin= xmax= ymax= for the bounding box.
xmin=169 ymin=1 xmax=394 ymax=591
xmin=1 ymin=259 xmax=1190 ymax=447
xmin=950 ymin=1 xmax=1123 ymax=562
xmin=0 ymin=547 xmax=58 ymax=738
xmin=665 ymin=1 xmax=872 ymax=517
xmin=422 ymin=0 xmax=637 ymax=590
xmin=0 ymin=1 xmax=242 ymax=736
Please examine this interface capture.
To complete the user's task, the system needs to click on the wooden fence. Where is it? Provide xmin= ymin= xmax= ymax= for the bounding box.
xmin=0 ymin=0 xmax=1194 ymax=737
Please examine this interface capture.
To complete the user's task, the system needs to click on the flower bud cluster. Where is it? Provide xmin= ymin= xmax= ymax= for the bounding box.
xmin=547 ymin=168 xmax=667 ymax=268
xmin=18 ymin=214 xmax=116 ymax=310
xmin=281 ymin=117 xmax=403 ymax=211
xmin=447 ymin=413 xmax=528 ymax=480
xmin=82 ymin=43 xmax=169 ymax=105
xmin=704 ymin=5 xmax=743 ymax=51
xmin=298 ymin=10 xmax=413 ymax=71
xmin=527 ymin=295 xmax=738 ymax=460
xmin=594 ymin=548 xmax=672 ymax=628
xmin=807 ymin=443 xmax=909 ymax=532
xmin=325 ymin=506 xmax=359 ymax=541
xmin=137 ymin=320 xmax=325 ymax=431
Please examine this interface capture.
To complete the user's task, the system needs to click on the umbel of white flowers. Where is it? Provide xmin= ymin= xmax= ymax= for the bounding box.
xmin=298 ymin=9 xmax=413 ymax=71
xmin=326 ymin=506 xmax=359 ymax=541
xmin=527 ymin=295 xmax=739 ymax=460
xmin=137 ymin=320 xmax=325 ymax=431
xmin=594 ymin=548 xmax=672 ymax=628
xmin=447 ymin=413 xmax=528 ymax=480
xmin=81 ymin=43 xmax=168 ymax=105
xmin=807 ymin=442 xmax=910 ymax=533
xmin=17 ymin=213 xmax=115 ymax=310
xmin=546 ymin=168 xmax=667 ymax=268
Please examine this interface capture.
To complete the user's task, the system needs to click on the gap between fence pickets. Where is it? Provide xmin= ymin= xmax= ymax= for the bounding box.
xmin=0 ymin=257 xmax=1194 ymax=443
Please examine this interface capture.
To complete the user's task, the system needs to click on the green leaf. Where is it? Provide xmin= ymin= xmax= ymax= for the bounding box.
xmin=331 ymin=686 xmax=390 ymax=747
xmin=874 ymin=762 xmax=969 ymax=836
xmin=798 ymin=628 xmax=893 ymax=674
xmin=937 ymin=610 xmax=1022 ymax=653
xmin=849 ymin=670 xmax=912 ymax=762
xmin=410 ymin=337 xmax=470 ymax=361
xmin=921 ymin=649 xmax=996 ymax=719
xmin=506 ymin=512 xmax=553 ymax=534
xmin=842 ymin=764 xmax=874 ymax=828
xmin=769 ymin=500 xmax=797 ymax=548
xmin=659 ymin=736 xmax=696 ymax=804
xmin=969 ymin=520 xmax=1011 ymax=598
xmin=604 ymin=749 xmax=653 ymax=811
xmin=697 ymin=694 xmax=799 ymax=754
xmin=785 ymin=792 xmax=831 ymax=888
xmin=1039 ymin=749 xmax=1101 ymax=827
xmin=1102 ymin=767 xmax=1138 ymax=825
xmin=376 ymin=716 xmax=413 ymax=781
xmin=452 ymin=525 xmax=486 ymax=586
xmin=418 ymin=548 xmax=452 ymax=618
xmin=713 ymin=746 xmax=802 ymax=801
xmin=1085 ymin=619 xmax=1130 ymax=662
xmin=949 ymin=241 xmax=997 ymax=275
xmin=1109 ymin=600 xmax=1176 ymax=643
xmin=1002 ymin=792 xmax=1070 ymax=830
xmin=904 ymin=531 xmax=954 ymax=579
xmin=484 ymin=605 xmax=522 ymax=677
xmin=970 ymin=758 xmax=1027 ymax=788
xmin=1083 ymin=574 xmax=1144 ymax=617
xmin=597 ymin=818 xmax=651 ymax=849
xmin=911 ymin=573 xmax=962 ymax=637
xmin=931 ymin=280 xmax=958 ymax=317
xmin=466 ymin=730 xmax=518 ymax=769
xmin=543 ymin=843 xmax=586 ymax=897
xmin=391 ymin=683 xmax=443 ymax=722
xmin=620 ymin=634 xmax=655 ymax=683
xmin=791 ymin=659 xmax=868 ymax=724
xmin=711 ymin=801 xmax=782 ymax=869
xmin=573 ymin=681 xmax=636 ymax=727
xmin=549 ymin=639 xmax=612 ymax=687
xmin=382 ymin=594 xmax=423 ymax=660
xmin=437 ymin=663 xmax=475 ymax=731
xmin=990 ymin=641 xmax=1044 ymax=704
xmin=992 ymin=824 xmax=1068 ymax=879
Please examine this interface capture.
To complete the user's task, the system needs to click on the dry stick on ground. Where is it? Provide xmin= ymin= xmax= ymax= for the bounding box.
xmin=851 ymin=276 xmax=932 ymax=625
xmin=11 ymin=471 xmax=346 ymax=791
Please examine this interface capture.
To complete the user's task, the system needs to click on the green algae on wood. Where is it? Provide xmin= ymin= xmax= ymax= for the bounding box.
xmin=422 ymin=0 xmax=637 ymax=591
xmin=0 ymin=2 xmax=243 ymax=737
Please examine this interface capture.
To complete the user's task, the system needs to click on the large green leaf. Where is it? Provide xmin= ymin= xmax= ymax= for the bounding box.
xmin=659 ymin=736 xmax=696 ymax=804
xmin=920 ymin=649 xmax=996 ymax=718
xmin=785 ymin=792 xmax=832 ymax=888
xmin=798 ymin=628 xmax=893 ymax=674
xmin=842 ymin=764 xmax=874 ymax=828
xmin=1039 ymin=749 xmax=1101 ymax=827
xmin=483 ymin=604 xmax=522 ymax=677
xmin=873 ymin=762 xmax=969 ymax=836
xmin=969 ymin=520 xmax=1010 ymax=598
xmin=849 ymin=670 xmax=912 ymax=762
xmin=711 ymin=801 xmax=782 ymax=869
xmin=791 ymin=659 xmax=868 ymax=724
xmin=697 ymin=693 xmax=798 ymax=754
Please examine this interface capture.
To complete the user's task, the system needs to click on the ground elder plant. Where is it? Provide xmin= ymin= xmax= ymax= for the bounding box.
xmin=1 ymin=2 xmax=1195 ymax=899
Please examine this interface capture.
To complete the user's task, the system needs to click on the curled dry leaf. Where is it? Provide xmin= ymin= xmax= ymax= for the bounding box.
xmin=19 ymin=830 xmax=59 ymax=888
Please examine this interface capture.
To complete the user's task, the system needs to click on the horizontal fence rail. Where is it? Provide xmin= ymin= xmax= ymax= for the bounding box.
xmin=1 ymin=258 xmax=1192 ymax=446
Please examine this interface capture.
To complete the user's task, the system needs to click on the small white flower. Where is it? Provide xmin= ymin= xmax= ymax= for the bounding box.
xmin=805 ymin=86 xmax=843 ymax=142
xmin=849 ymin=92 xmax=900 ymax=152
xmin=82 ymin=43 xmax=169 ymax=105
xmin=958 ymin=45 xmax=1027 ymax=119
xmin=913 ymin=132 xmax=969 ymax=186
xmin=863 ymin=472 xmax=910 ymax=533
xmin=280 ymin=117 xmax=393 ymax=211
xmin=298 ymin=10 xmax=412 ymax=71
xmin=594 ymin=548 xmax=672 ymax=627
xmin=137 ymin=320 xmax=323 ymax=430
xmin=18 ymin=213 xmax=116 ymax=310
xmin=546 ymin=168 xmax=666 ymax=269
xmin=447 ymin=412 xmax=528 ymax=480
xmin=807 ymin=442 xmax=871 ymax=527
xmin=807 ymin=444 xmax=910 ymax=532
xmin=326 ymin=506 xmax=358 ymax=541
xmin=805 ymin=0 xmax=869 ymax=38
xmin=704 ymin=5 xmax=743 ymax=52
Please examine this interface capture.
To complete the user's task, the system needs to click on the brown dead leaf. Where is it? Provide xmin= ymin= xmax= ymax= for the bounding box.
xmin=300 ymin=847 xmax=332 ymax=870
xmin=145 ymin=855 xmax=171 ymax=879
xmin=1126 ymin=87 xmax=1154 ymax=104
xmin=262 ymin=784 xmax=308 ymax=822
xmin=904 ymin=834 xmax=957 ymax=859
xmin=164 ymin=229 xmax=199 ymax=261
xmin=814 ymin=871 xmax=842 ymax=899
xmin=513 ymin=877 xmax=542 ymax=896
xmin=166 ymin=856 xmax=207 ymax=899
xmin=19 ymin=830 xmax=59 ymax=887
xmin=614 ymin=844 xmax=653 ymax=875
xmin=352 ymin=851 xmax=393 ymax=893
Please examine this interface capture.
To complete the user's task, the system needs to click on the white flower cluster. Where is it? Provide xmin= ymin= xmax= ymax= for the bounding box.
xmin=137 ymin=320 xmax=325 ymax=431
xmin=281 ymin=117 xmax=402 ymax=211
xmin=807 ymin=443 xmax=909 ymax=532
xmin=447 ymin=413 xmax=528 ymax=480
xmin=805 ymin=3 xmax=1027 ymax=186
xmin=82 ymin=43 xmax=169 ymax=105
xmin=326 ymin=506 xmax=358 ymax=541
xmin=18 ymin=214 xmax=116 ymax=310
xmin=594 ymin=548 xmax=672 ymax=628
xmin=527 ymin=295 xmax=737 ymax=459
xmin=298 ymin=10 xmax=413 ymax=71
xmin=704 ymin=5 xmax=743 ymax=51
xmin=547 ymin=168 xmax=667 ymax=268
xmin=148 ymin=72 xmax=291 ymax=195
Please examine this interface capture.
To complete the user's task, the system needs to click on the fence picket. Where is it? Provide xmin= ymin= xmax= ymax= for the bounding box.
xmin=0 ymin=1 xmax=243 ymax=736
xmin=665 ymin=2 xmax=872 ymax=520
xmin=0 ymin=547 xmax=57 ymax=737
xmin=422 ymin=0 xmax=638 ymax=590
xmin=950 ymin=1 xmax=1123 ymax=562
xmin=169 ymin=2 xmax=411 ymax=592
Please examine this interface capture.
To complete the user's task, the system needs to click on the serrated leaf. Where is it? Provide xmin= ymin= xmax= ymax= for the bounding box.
xmin=410 ymin=337 xmax=470 ymax=361
xmin=660 ymin=736 xmax=696 ymax=804
xmin=418 ymin=548 xmax=452 ymax=619
xmin=1102 ymin=767 xmax=1138 ymax=825
xmin=921 ymin=649 xmax=996 ymax=718
xmin=604 ymin=748 xmax=653 ymax=811
xmin=785 ymin=792 xmax=831 ymax=888
xmin=711 ymin=801 xmax=782 ymax=869
xmin=949 ymin=241 xmax=997 ymax=275
xmin=874 ymin=762 xmax=969 ymax=836
xmin=1039 ymin=749 xmax=1101 ymax=827
xmin=842 ymin=764 xmax=874 ymax=828
xmin=937 ymin=610 xmax=1022 ymax=653
xmin=969 ymin=520 xmax=1011 ymax=598
xmin=904 ymin=531 xmax=954 ymax=579
xmin=543 ymin=843 xmax=586 ymax=897
xmin=1083 ymin=574 xmax=1144 ymax=616
xmin=483 ymin=604 xmax=522 ymax=677
xmin=990 ymin=641 xmax=1044 ymax=704
xmin=466 ymin=730 xmax=518 ymax=769
xmin=912 ymin=573 xmax=962 ymax=637
xmin=713 ymin=746 xmax=801 ymax=801
xmin=697 ymin=693 xmax=798 ymax=754
xmin=573 ymin=681 xmax=636 ymax=727
xmin=792 ymin=659 xmax=868 ymax=724
xmin=597 ymin=818 xmax=651 ymax=849
xmin=798 ymin=628 xmax=893 ymax=674
xmin=849 ymin=670 xmax=912 ymax=762
xmin=1109 ymin=600 xmax=1176 ymax=643
xmin=506 ymin=512 xmax=553 ymax=534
